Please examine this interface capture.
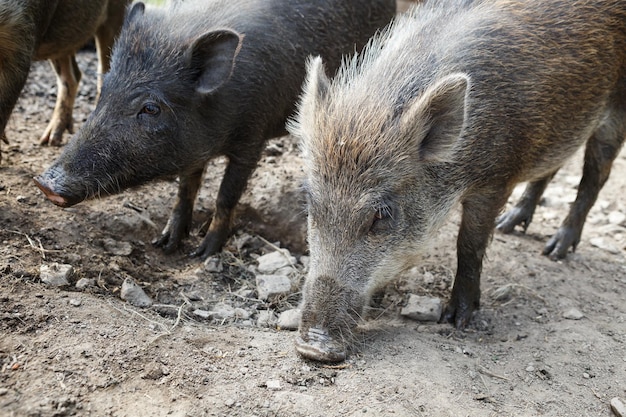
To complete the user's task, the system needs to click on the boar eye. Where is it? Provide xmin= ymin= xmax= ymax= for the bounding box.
xmin=139 ymin=102 xmax=161 ymax=116
xmin=369 ymin=204 xmax=393 ymax=233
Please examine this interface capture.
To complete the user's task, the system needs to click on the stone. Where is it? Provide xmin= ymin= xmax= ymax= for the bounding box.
xmin=193 ymin=309 xmax=211 ymax=319
xmin=256 ymin=250 xmax=296 ymax=274
xmin=204 ymin=256 xmax=223 ymax=273
xmin=75 ymin=278 xmax=94 ymax=290
xmin=102 ymin=238 xmax=133 ymax=256
xmin=400 ymin=294 xmax=443 ymax=322
xmin=210 ymin=303 xmax=235 ymax=320
xmin=69 ymin=299 xmax=81 ymax=307
xmin=277 ymin=309 xmax=301 ymax=330
xmin=589 ymin=237 xmax=621 ymax=254
xmin=256 ymin=275 xmax=292 ymax=301
xmin=608 ymin=211 xmax=626 ymax=226
xmin=120 ymin=277 xmax=152 ymax=308
xmin=266 ymin=379 xmax=282 ymax=391
xmin=611 ymin=397 xmax=626 ymax=417
xmin=40 ymin=263 xmax=73 ymax=286
xmin=562 ymin=308 xmax=584 ymax=320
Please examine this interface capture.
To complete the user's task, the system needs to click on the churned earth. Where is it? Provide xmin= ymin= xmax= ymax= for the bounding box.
xmin=1 ymin=18 xmax=626 ymax=417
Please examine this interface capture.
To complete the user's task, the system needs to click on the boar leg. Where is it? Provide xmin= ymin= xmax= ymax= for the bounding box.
xmin=154 ymin=168 xmax=204 ymax=254
xmin=543 ymin=108 xmax=626 ymax=260
xmin=442 ymin=191 xmax=508 ymax=328
xmin=0 ymin=23 xmax=34 ymax=162
xmin=191 ymin=157 xmax=259 ymax=259
xmin=496 ymin=171 xmax=557 ymax=233
xmin=40 ymin=55 xmax=81 ymax=146
xmin=94 ymin=0 xmax=127 ymax=100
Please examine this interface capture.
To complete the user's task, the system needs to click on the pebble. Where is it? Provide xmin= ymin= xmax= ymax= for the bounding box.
xmin=40 ymin=263 xmax=73 ymax=286
xmin=193 ymin=309 xmax=211 ymax=319
xmin=611 ymin=397 xmax=626 ymax=417
xmin=102 ymin=238 xmax=133 ymax=256
xmin=0 ymin=388 xmax=8 ymax=396
xmin=120 ymin=277 xmax=152 ymax=308
xmin=400 ymin=294 xmax=442 ymax=322
xmin=266 ymin=379 xmax=282 ymax=391
xmin=277 ymin=308 xmax=301 ymax=330
xmin=234 ymin=308 xmax=251 ymax=320
xmin=257 ymin=310 xmax=277 ymax=328
xmin=210 ymin=303 xmax=235 ymax=320
xmin=589 ymin=237 xmax=621 ymax=254
xmin=69 ymin=299 xmax=81 ymax=307
xmin=204 ymin=256 xmax=223 ymax=273
xmin=256 ymin=250 xmax=296 ymax=274
xmin=608 ymin=211 xmax=626 ymax=226
xmin=562 ymin=308 xmax=584 ymax=320
xmin=256 ymin=275 xmax=291 ymax=301
xmin=75 ymin=278 xmax=95 ymax=290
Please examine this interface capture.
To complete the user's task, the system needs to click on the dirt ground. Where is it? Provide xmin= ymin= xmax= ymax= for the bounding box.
xmin=2 ymin=27 xmax=626 ymax=417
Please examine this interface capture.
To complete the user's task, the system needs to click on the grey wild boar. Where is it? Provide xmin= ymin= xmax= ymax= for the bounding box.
xmin=0 ymin=0 xmax=129 ymax=152
xmin=289 ymin=0 xmax=626 ymax=362
xmin=34 ymin=0 xmax=396 ymax=259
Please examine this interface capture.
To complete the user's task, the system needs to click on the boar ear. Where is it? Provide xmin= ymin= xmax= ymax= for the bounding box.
xmin=400 ymin=73 xmax=469 ymax=163
xmin=188 ymin=29 xmax=243 ymax=95
xmin=127 ymin=2 xmax=145 ymax=23
xmin=294 ymin=56 xmax=330 ymax=132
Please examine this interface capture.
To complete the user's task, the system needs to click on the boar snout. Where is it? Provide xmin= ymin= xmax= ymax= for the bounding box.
xmin=33 ymin=167 xmax=83 ymax=208
xmin=296 ymin=274 xmax=365 ymax=362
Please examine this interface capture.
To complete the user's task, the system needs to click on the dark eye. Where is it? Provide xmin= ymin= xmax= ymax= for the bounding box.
xmin=370 ymin=204 xmax=393 ymax=233
xmin=139 ymin=102 xmax=161 ymax=116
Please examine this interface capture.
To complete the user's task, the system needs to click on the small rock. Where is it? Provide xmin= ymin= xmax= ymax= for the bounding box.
xmin=611 ymin=397 xmax=626 ymax=417
xmin=525 ymin=365 xmax=535 ymax=372
xmin=40 ymin=263 xmax=73 ymax=286
xmin=120 ymin=277 xmax=152 ymax=307
xmin=582 ymin=372 xmax=590 ymax=379
xmin=400 ymin=294 xmax=442 ymax=322
xmin=562 ymin=308 xmax=584 ymax=320
xmin=224 ymin=398 xmax=236 ymax=408
xmin=589 ymin=237 xmax=621 ymax=254
xmin=75 ymin=278 xmax=94 ymax=290
xmin=193 ymin=309 xmax=211 ymax=319
xmin=210 ymin=303 xmax=235 ymax=320
xmin=277 ymin=309 xmax=301 ymax=330
xmin=492 ymin=284 xmax=514 ymax=302
xmin=69 ymin=299 xmax=81 ymax=307
xmin=608 ymin=211 xmax=626 ymax=226
xmin=266 ymin=379 xmax=282 ymax=391
xmin=257 ymin=310 xmax=277 ymax=327
xmin=257 ymin=250 xmax=296 ymax=274
xmin=0 ymin=388 xmax=8 ymax=396
xmin=234 ymin=308 xmax=251 ymax=320
xmin=102 ymin=238 xmax=133 ymax=256
xmin=204 ymin=256 xmax=223 ymax=273
xmin=256 ymin=275 xmax=292 ymax=301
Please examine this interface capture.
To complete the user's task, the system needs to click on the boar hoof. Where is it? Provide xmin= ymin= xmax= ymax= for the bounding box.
xmin=495 ymin=207 xmax=532 ymax=234
xmin=295 ymin=327 xmax=346 ymax=363
xmin=441 ymin=301 xmax=475 ymax=329
xmin=542 ymin=226 xmax=579 ymax=260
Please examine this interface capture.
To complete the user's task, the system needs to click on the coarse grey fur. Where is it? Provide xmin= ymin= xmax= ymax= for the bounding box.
xmin=290 ymin=0 xmax=626 ymax=362
xmin=34 ymin=0 xmax=396 ymax=259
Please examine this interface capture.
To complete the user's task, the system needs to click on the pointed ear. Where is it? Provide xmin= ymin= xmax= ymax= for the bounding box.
xmin=187 ymin=29 xmax=243 ymax=95
xmin=399 ymin=73 xmax=469 ymax=162
xmin=127 ymin=2 xmax=145 ymax=23
xmin=293 ymin=56 xmax=330 ymax=133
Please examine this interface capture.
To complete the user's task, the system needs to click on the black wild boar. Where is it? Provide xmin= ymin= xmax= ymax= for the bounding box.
xmin=34 ymin=0 xmax=396 ymax=259
xmin=0 ymin=0 xmax=129 ymax=151
xmin=289 ymin=0 xmax=626 ymax=362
